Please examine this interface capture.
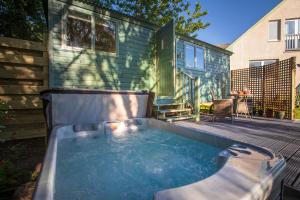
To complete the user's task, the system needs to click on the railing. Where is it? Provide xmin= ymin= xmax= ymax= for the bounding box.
xmin=285 ymin=34 xmax=300 ymax=50
xmin=176 ymin=68 xmax=195 ymax=105
xmin=175 ymin=68 xmax=201 ymax=120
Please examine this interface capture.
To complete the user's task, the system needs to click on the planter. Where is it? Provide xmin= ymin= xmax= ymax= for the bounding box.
xmin=258 ymin=110 xmax=264 ymax=117
xmin=266 ymin=109 xmax=274 ymax=118
xmin=275 ymin=111 xmax=285 ymax=120
xmin=252 ymin=108 xmax=257 ymax=116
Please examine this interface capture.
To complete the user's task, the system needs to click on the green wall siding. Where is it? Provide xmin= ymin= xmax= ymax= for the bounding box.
xmin=48 ymin=0 xmax=156 ymax=91
xmin=176 ymin=39 xmax=231 ymax=102
xmin=48 ymin=0 xmax=230 ymax=99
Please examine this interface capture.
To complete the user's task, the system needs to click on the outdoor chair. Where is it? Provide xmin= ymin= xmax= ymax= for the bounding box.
xmin=212 ymin=99 xmax=234 ymax=122
xmin=209 ymin=89 xmax=233 ymax=122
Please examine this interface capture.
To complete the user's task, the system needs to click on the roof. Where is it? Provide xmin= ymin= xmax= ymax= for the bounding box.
xmin=178 ymin=34 xmax=233 ymax=55
xmin=227 ymin=0 xmax=285 ymax=50
xmin=48 ymin=0 xmax=230 ymax=54
xmin=216 ymin=44 xmax=231 ymax=49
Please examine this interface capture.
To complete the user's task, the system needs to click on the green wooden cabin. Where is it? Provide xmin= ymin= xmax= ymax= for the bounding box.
xmin=46 ymin=0 xmax=232 ymax=117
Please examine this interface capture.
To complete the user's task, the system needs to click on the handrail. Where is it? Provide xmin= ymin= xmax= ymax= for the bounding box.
xmin=177 ymin=68 xmax=194 ymax=80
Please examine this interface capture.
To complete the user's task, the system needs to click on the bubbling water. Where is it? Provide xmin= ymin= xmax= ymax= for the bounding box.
xmin=55 ymin=127 xmax=223 ymax=200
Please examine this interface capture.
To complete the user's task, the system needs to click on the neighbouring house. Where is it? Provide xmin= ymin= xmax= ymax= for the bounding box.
xmin=46 ymin=0 xmax=232 ymax=107
xmin=227 ymin=0 xmax=300 ymax=87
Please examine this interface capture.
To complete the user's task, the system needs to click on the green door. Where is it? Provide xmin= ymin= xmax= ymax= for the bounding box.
xmin=156 ymin=19 xmax=176 ymax=97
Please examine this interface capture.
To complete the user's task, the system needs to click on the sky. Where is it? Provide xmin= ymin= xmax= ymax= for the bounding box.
xmin=194 ymin=0 xmax=282 ymax=45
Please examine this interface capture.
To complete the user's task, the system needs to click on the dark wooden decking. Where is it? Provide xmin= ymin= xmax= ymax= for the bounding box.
xmin=175 ymin=116 xmax=300 ymax=200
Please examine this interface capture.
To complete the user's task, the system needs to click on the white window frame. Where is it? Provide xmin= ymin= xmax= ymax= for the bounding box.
xmin=285 ymin=18 xmax=300 ymax=50
xmin=268 ymin=20 xmax=280 ymax=42
xmin=285 ymin=18 xmax=300 ymax=35
xmin=61 ymin=7 xmax=118 ymax=56
xmin=184 ymin=42 xmax=205 ymax=71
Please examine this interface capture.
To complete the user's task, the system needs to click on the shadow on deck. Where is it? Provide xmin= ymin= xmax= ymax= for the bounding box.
xmin=175 ymin=116 xmax=300 ymax=200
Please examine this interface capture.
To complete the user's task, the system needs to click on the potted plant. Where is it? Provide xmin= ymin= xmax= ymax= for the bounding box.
xmin=266 ymin=108 xmax=274 ymax=118
xmin=252 ymin=107 xmax=257 ymax=116
xmin=258 ymin=109 xmax=264 ymax=116
xmin=275 ymin=111 xmax=285 ymax=120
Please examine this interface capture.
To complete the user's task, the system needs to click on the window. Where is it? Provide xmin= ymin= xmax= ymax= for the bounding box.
xmin=185 ymin=43 xmax=205 ymax=70
xmin=196 ymin=47 xmax=204 ymax=70
xmin=285 ymin=19 xmax=300 ymax=50
xmin=185 ymin=44 xmax=195 ymax=68
xmin=249 ymin=60 xmax=277 ymax=67
xmin=285 ymin=19 xmax=300 ymax=35
xmin=66 ymin=10 xmax=91 ymax=48
xmin=95 ymin=18 xmax=116 ymax=53
xmin=65 ymin=10 xmax=117 ymax=53
xmin=268 ymin=20 xmax=280 ymax=41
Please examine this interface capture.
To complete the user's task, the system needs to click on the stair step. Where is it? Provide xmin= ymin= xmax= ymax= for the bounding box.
xmin=165 ymin=115 xmax=196 ymax=122
xmin=157 ymin=108 xmax=192 ymax=114
xmin=154 ymin=102 xmax=184 ymax=107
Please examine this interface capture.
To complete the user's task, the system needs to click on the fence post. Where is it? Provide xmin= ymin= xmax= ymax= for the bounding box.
xmin=194 ymin=77 xmax=201 ymax=121
xmin=290 ymin=57 xmax=296 ymax=120
xmin=262 ymin=65 xmax=266 ymax=117
xmin=43 ymin=31 xmax=49 ymax=87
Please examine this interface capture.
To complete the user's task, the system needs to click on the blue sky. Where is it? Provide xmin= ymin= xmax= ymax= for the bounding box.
xmin=195 ymin=0 xmax=282 ymax=45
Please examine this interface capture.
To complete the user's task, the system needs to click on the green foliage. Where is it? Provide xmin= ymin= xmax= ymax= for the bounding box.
xmin=0 ymin=144 xmax=29 ymax=196
xmin=295 ymin=108 xmax=300 ymax=119
xmin=0 ymin=101 xmax=8 ymax=131
xmin=0 ymin=0 xmax=208 ymax=40
xmin=0 ymin=0 xmax=46 ymax=41
xmin=98 ymin=0 xmax=209 ymax=36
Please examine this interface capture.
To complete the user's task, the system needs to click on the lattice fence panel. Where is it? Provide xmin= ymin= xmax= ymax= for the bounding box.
xmin=231 ymin=57 xmax=296 ymax=120
xmin=231 ymin=68 xmax=249 ymax=92
xmin=249 ymin=67 xmax=263 ymax=112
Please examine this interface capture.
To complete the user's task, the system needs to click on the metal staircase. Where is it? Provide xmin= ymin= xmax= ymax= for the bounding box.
xmin=153 ymin=69 xmax=200 ymax=122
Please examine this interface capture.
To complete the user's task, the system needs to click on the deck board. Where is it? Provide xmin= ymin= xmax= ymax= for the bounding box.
xmin=175 ymin=117 xmax=300 ymax=199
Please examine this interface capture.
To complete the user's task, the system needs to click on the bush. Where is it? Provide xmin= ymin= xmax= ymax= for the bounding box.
xmin=0 ymin=101 xmax=8 ymax=131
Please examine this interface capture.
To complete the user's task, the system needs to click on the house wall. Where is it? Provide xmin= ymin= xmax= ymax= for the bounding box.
xmin=227 ymin=0 xmax=300 ymax=87
xmin=176 ymin=39 xmax=231 ymax=102
xmin=48 ymin=0 xmax=157 ymax=91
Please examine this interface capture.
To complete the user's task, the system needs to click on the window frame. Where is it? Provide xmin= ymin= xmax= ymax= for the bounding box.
xmin=268 ymin=20 xmax=281 ymax=42
xmin=285 ymin=18 xmax=300 ymax=35
xmin=94 ymin=17 xmax=117 ymax=53
xmin=62 ymin=7 xmax=118 ymax=56
xmin=184 ymin=42 xmax=205 ymax=71
xmin=64 ymin=10 xmax=92 ymax=50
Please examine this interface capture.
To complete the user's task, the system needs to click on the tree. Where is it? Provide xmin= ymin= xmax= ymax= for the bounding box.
xmin=0 ymin=0 xmax=208 ymax=40
xmin=98 ymin=0 xmax=209 ymax=37
xmin=0 ymin=0 xmax=46 ymax=41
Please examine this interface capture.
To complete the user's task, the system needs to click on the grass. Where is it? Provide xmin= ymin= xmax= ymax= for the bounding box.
xmin=295 ymin=107 xmax=300 ymax=119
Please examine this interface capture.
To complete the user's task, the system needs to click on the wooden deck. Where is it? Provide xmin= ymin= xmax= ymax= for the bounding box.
xmin=175 ymin=116 xmax=300 ymax=200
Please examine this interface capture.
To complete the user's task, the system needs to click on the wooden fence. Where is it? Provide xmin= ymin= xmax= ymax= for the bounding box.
xmin=0 ymin=37 xmax=48 ymax=140
xmin=231 ymin=57 xmax=296 ymax=120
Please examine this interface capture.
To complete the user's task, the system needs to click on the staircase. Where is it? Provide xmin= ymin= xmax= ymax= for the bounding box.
xmin=153 ymin=99 xmax=196 ymax=122
xmin=153 ymin=69 xmax=200 ymax=122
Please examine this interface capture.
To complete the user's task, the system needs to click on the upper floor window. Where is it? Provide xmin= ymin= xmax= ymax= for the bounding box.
xmin=268 ymin=20 xmax=280 ymax=41
xmin=286 ymin=19 xmax=300 ymax=35
xmin=65 ymin=10 xmax=117 ymax=53
xmin=285 ymin=19 xmax=300 ymax=50
xmin=185 ymin=43 xmax=205 ymax=70
xmin=66 ymin=10 xmax=91 ymax=48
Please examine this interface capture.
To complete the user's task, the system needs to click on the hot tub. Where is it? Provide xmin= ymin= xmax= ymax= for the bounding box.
xmin=35 ymin=89 xmax=285 ymax=200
